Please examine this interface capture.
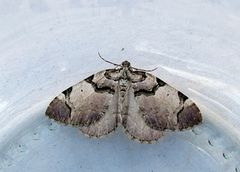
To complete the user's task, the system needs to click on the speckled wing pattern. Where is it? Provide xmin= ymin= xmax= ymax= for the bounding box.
xmin=46 ymin=60 xmax=202 ymax=143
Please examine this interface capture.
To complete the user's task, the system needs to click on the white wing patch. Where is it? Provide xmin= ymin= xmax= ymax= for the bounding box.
xmin=46 ymin=57 xmax=202 ymax=143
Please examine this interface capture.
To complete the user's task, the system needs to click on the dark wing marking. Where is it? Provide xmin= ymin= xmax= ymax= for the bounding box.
xmin=177 ymin=100 xmax=202 ymax=130
xmin=46 ymin=93 xmax=72 ymax=124
xmin=104 ymin=69 xmax=121 ymax=81
xmin=78 ymin=110 xmax=119 ymax=138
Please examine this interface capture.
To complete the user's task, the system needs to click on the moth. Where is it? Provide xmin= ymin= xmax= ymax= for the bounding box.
xmin=46 ymin=53 xmax=202 ymax=143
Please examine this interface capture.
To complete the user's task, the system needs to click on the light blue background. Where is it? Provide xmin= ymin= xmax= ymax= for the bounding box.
xmin=0 ymin=0 xmax=240 ymax=172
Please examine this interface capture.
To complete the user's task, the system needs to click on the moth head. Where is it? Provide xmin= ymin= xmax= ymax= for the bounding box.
xmin=121 ymin=61 xmax=131 ymax=68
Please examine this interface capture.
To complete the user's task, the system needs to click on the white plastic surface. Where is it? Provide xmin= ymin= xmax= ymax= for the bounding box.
xmin=0 ymin=0 xmax=240 ymax=172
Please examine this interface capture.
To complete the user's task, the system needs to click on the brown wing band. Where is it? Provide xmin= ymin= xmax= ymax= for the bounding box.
xmin=134 ymin=78 xmax=166 ymax=97
xmin=85 ymin=74 xmax=115 ymax=94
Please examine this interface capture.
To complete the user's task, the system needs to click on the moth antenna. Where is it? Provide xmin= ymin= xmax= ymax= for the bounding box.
xmin=131 ymin=66 xmax=158 ymax=72
xmin=98 ymin=52 xmax=121 ymax=67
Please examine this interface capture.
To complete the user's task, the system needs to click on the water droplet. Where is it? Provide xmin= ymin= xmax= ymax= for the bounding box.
xmin=48 ymin=122 xmax=59 ymax=131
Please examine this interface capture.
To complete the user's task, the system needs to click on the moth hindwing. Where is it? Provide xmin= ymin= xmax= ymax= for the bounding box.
xmin=46 ymin=55 xmax=202 ymax=143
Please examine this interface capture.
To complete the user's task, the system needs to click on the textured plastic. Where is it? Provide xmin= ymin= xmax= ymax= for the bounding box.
xmin=0 ymin=1 xmax=240 ymax=172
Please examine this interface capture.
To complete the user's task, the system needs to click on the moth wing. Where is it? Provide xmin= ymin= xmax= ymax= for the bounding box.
xmin=121 ymin=85 xmax=164 ymax=143
xmin=133 ymin=72 xmax=202 ymax=131
xmin=46 ymin=70 xmax=119 ymax=137
xmin=78 ymin=110 xmax=118 ymax=138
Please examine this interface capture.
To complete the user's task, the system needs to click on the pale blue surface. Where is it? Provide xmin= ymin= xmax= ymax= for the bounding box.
xmin=0 ymin=0 xmax=240 ymax=172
